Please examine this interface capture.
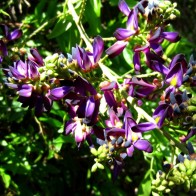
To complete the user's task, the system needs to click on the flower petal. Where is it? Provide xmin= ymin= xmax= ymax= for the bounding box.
xmin=118 ymin=0 xmax=131 ymax=16
xmin=106 ymin=41 xmax=128 ymax=58
xmin=132 ymin=122 xmax=157 ymax=132
xmin=161 ymin=32 xmax=180 ymax=43
xmin=8 ymin=29 xmax=22 ymax=41
xmin=114 ymin=28 xmax=135 ymax=40
xmin=50 ymin=86 xmax=73 ymax=100
xmin=133 ymin=139 xmax=152 ymax=153
xmin=93 ymin=35 xmax=104 ymax=63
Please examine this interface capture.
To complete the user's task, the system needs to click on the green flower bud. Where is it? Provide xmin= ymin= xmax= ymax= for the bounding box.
xmin=168 ymin=180 xmax=175 ymax=187
xmin=45 ymin=53 xmax=59 ymax=63
xmin=90 ymin=148 xmax=97 ymax=156
xmin=159 ymin=1 xmax=171 ymax=8
xmin=178 ymin=163 xmax=187 ymax=173
xmin=157 ymin=185 xmax=166 ymax=192
xmin=97 ymin=145 xmax=107 ymax=155
xmin=165 ymin=188 xmax=171 ymax=193
xmin=40 ymin=73 xmax=46 ymax=81
xmin=186 ymin=168 xmax=193 ymax=176
xmin=46 ymin=70 xmax=54 ymax=76
xmin=187 ymin=106 xmax=196 ymax=113
xmin=153 ymin=178 xmax=161 ymax=186
xmin=192 ymin=114 xmax=196 ymax=123
xmin=151 ymin=191 xmax=159 ymax=196
xmin=172 ymin=3 xmax=177 ymax=8
xmin=98 ymin=152 xmax=107 ymax=159
xmin=191 ymin=174 xmax=196 ymax=187
xmin=165 ymin=7 xmax=173 ymax=14
xmin=173 ymin=9 xmax=180 ymax=17
xmin=161 ymin=179 xmax=168 ymax=186
xmin=46 ymin=63 xmax=56 ymax=69
xmin=192 ymin=173 xmax=196 ymax=180
xmin=38 ymin=67 xmax=45 ymax=73
xmin=168 ymin=176 xmax=181 ymax=185
xmin=183 ymin=179 xmax=190 ymax=192
xmin=172 ymin=168 xmax=182 ymax=177
xmin=190 ymin=97 xmax=196 ymax=105
xmin=184 ymin=159 xmax=191 ymax=169
xmin=91 ymin=163 xmax=97 ymax=172
xmin=97 ymin=163 xmax=104 ymax=170
xmin=189 ymin=160 xmax=196 ymax=172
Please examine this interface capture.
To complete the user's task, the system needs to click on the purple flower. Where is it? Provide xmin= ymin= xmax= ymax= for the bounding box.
xmin=49 ymin=86 xmax=74 ymax=101
xmin=118 ymin=0 xmax=131 ymax=16
xmin=114 ymin=5 xmax=138 ymax=41
xmin=124 ymin=112 xmax=155 ymax=156
xmin=71 ymin=36 xmax=104 ymax=71
xmin=74 ymin=76 xmax=97 ymax=96
xmin=104 ymin=110 xmax=155 ymax=157
xmin=28 ymin=48 xmax=44 ymax=67
xmin=105 ymin=40 xmax=128 ymax=58
xmin=165 ymin=54 xmax=188 ymax=87
xmin=7 ymin=59 xmax=40 ymax=80
xmin=5 ymin=81 xmax=53 ymax=116
xmin=132 ymin=45 xmax=169 ymax=74
xmin=148 ymin=27 xmax=180 ymax=43
xmin=153 ymin=103 xmax=173 ymax=128
xmin=125 ymin=77 xmax=156 ymax=98
xmin=0 ymin=24 xmax=22 ymax=41
xmin=180 ymin=127 xmax=196 ymax=143
xmin=0 ymin=25 xmax=22 ymax=62
xmin=65 ymin=96 xmax=100 ymax=143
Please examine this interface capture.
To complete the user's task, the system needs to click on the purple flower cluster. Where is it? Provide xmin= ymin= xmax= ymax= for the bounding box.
xmin=2 ymin=0 xmax=195 ymax=179
xmin=3 ymin=49 xmax=54 ymax=116
xmin=69 ymin=36 xmax=104 ymax=72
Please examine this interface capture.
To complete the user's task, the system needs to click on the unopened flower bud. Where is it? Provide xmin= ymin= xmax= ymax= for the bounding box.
xmin=169 ymin=14 xmax=176 ymax=20
xmin=168 ymin=180 xmax=175 ymax=187
xmin=184 ymin=159 xmax=191 ymax=169
xmin=97 ymin=163 xmax=104 ymax=170
xmin=178 ymin=163 xmax=187 ymax=172
xmin=183 ymin=179 xmax=190 ymax=192
xmin=46 ymin=63 xmax=56 ymax=69
xmin=189 ymin=160 xmax=196 ymax=172
xmin=157 ymin=185 xmax=166 ymax=191
xmin=90 ymin=148 xmax=97 ymax=156
xmin=91 ymin=163 xmax=97 ymax=172
xmin=187 ymin=106 xmax=196 ymax=113
xmin=161 ymin=179 xmax=168 ymax=186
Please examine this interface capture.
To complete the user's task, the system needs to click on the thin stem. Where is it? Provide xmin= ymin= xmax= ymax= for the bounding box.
xmin=34 ymin=116 xmax=48 ymax=145
xmin=90 ymin=37 xmax=116 ymax=42
xmin=78 ymin=0 xmax=87 ymax=23
xmin=67 ymin=1 xmax=92 ymax=49
xmin=133 ymin=71 xmax=162 ymax=78
xmin=28 ymin=14 xmax=63 ymax=39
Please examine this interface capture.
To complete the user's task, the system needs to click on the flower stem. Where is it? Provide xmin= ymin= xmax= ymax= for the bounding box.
xmin=67 ymin=1 xmax=92 ymax=50
xmin=78 ymin=0 xmax=87 ymax=23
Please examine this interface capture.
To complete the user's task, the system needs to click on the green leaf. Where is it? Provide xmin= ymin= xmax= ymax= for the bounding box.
xmin=138 ymin=170 xmax=151 ymax=196
xmin=91 ymin=0 xmax=101 ymax=17
xmin=39 ymin=116 xmax=62 ymax=128
xmin=0 ymin=9 xmax=10 ymax=18
xmin=53 ymin=135 xmax=74 ymax=144
xmin=47 ymin=17 xmax=72 ymax=39
xmin=0 ymin=168 xmax=11 ymax=188
xmin=165 ymin=42 xmax=179 ymax=57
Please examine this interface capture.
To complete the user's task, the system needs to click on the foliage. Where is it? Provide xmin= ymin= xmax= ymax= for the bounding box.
xmin=0 ymin=0 xmax=195 ymax=195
